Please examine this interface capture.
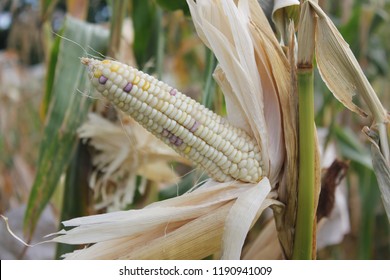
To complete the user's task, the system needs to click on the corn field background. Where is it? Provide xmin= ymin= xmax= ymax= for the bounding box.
xmin=0 ymin=0 xmax=389 ymax=260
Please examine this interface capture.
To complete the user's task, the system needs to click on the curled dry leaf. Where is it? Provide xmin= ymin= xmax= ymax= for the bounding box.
xmin=307 ymin=0 xmax=387 ymax=123
xmin=78 ymin=113 xmax=188 ymax=210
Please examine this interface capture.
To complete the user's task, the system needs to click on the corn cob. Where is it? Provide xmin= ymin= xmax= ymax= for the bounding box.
xmin=81 ymin=58 xmax=263 ymax=183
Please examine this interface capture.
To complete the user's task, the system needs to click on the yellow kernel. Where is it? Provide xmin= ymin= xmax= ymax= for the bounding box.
xmin=184 ymin=146 xmax=191 ymax=154
xmin=142 ymin=81 xmax=150 ymax=91
xmin=94 ymin=69 xmax=102 ymax=78
xmin=102 ymin=60 xmax=110 ymax=64
xmin=110 ymin=64 xmax=119 ymax=72
xmin=133 ymin=75 xmax=140 ymax=85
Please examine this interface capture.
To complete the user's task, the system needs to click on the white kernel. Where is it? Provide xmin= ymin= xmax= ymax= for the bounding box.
xmin=149 ymin=96 xmax=158 ymax=107
xmin=174 ymin=110 xmax=183 ymax=123
xmin=163 ymin=118 xmax=171 ymax=129
xmin=192 ymin=151 xmax=200 ymax=161
xmin=175 ymin=126 xmax=185 ymax=138
xmin=138 ymin=79 xmax=145 ymax=88
xmin=182 ymin=115 xmax=192 ymax=127
xmin=124 ymin=94 xmax=132 ymax=104
xmin=150 ymin=108 xmax=157 ymax=119
xmin=161 ymin=102 xmax=169 ymax=112
xmin=193 ymin=137 xmax=202 ymax=149
xmin=102 ymin=68 xmax=110 ymax=77
xmin=188 ymin=134 xmax=196 ymax=146
xmin=229 ymin=163 xmax=238 ymax=174
xmin=123 ymin=69 xmax=130 ymax=79
xmin=145 ymin=94 xmax=153 ymax=103
xmin=129 ymin=97 xmax=137 ymax=107
xmin=175 ymin=98 xmax=182 ymax=108
xmin=200 ymin=144 xmax=209 ymax=156
xmin=119 ymin=91 xmax=128 ymax=102
xmin=105 ymin=80 xmax=113 ymax=89
xmin=114 ymin=87 xmax=122 ymax=98
xmin=206 ymin=147 xmax=218 ymax=160
xmin=139 ymin=91 xmax=148 ymax=102
xmin=225 ymin=145 xmax=234 ymax=157
xmin=214 ymin=151 xmax=223 ymax=163
xmin=144 ymin=105 xmax=152 ymax=116
xmin=202 ymin=159 xmax=212 ymax=169
xmin=135 ymin=87 xmax=143 ymax=98
xmin=239 ymin=168 xmax=248 ymax=178
xmin=108 ymin=84 xmax=118 ymax=95
xmin=208 ymin=133 xmax=217 ymax=146
xmin=199 ymin=126 xmax=209 ymax=139
xmin=180 ymin=102 xmax=188 ymax=112
xmin=139 ymin=102 xmax=147 ymax=113
xmin=114 ymin=75 xmax=122 ymax=86
xmin=97 ymin=84 xmax=106 ymax=92
xmin=156 ymin=126 xmax=163 ymax=133
xmin=225 ymin=130 xmax=233 ymax=141
xmin=238 ymin=160 xmax=248 ymax=169
xmin=129 ymin=72 xmax=135 ymax=82
xmin=130 ymin=85 xmax=138 ymax=95
xmin=166 ymin=103 xmax=174 ymax=115
xmin=234 ymin=151 xmax=242 ymax=163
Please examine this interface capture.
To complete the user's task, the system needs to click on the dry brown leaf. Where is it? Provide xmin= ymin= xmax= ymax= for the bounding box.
xmin=308 ymin=0 xmax=387 ymax=122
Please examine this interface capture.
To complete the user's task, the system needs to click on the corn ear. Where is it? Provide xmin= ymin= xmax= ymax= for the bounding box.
xmin=82 ymin=58 xmax=263 ymax=183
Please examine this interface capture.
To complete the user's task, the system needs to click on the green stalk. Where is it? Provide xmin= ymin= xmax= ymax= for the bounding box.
xmin=293 ymin=69 xmax=315 ymax=259
xmin=292 ymin=0 xmax=317 ymax=260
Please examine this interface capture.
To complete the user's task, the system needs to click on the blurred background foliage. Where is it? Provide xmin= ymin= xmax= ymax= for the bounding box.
xmin=0 ymin=0 xmax=389 ymax=259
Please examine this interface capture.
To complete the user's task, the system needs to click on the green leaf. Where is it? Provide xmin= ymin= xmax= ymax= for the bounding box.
xmin=371 ymin=144 xmax=390 ymax=222
xmin=24 ymin=16 xmax=109 ymax=238
xmin=56 ymin=142 xmax=92 ymax=258
xmin=155 ymin=0 xmax=190 ymax=15
xmin=333 ymin=126 xmax=373 ymax=169
xmin=132 ymin=0 xmax=157 ymax=69
xmin=40 ymin=28 xmax=63 ymax=120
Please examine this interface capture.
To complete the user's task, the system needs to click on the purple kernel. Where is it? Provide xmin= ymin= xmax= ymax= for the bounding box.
xmin=169 ymin=135 xmax=177 ymax=144
xmin=175 ymin=138 xmax=183 ymax=146
xmin=98 ymin=75 xmax=108 ymax=84
xmin=123 ymin=82 xmax=133 ymax=93
xmin=169 ymin=88 xmax=177 ymax=96
xmin=190 ymin=120 xmax=200 ymax=133
xmin=162 ymin=129 xmax=169 ymax=137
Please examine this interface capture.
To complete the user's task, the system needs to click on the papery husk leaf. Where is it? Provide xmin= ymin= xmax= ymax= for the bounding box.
xmin=64 ymin=203 xmax=231 ymax=259
xmin=364 ymin=129 xmax=390 ymax=222
xmin=308 ymin=0 xmax=387 ymax=122
xmin=54 ymin=180 xmax=271 ymax=259
xmin=242 ymin=219 xmax=282 ymax=260
xmin=187 ymin=0 xmax=271 ymax=176
xmin=53 ymin=181 xmax=249 ymax=244
xmin=248 ymin=0 xmax=298 ymax=258
xmin=272 ymin=0 xmax=300 ymax=44
xmin=297 ymin=1 xmax=315 ymax=66
xmin=221 ymin=178 xmax=272 ymax=259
